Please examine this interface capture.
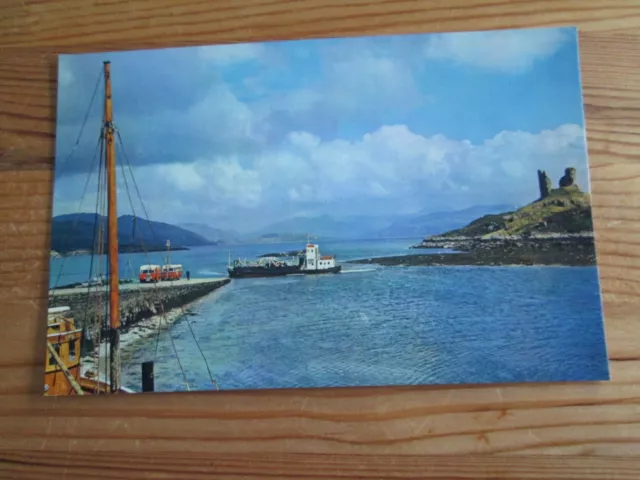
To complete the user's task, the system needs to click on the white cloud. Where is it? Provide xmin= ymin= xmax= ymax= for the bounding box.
xmin=198 ymin=158 xmax=263 ymax=208
xmin=425 ymin=27 xmax=570 ymax=73
xmin=188 ymin=84 xmax=257 ymax=140
xmin=58 ymin=62 xmax=75 ymax=87
xmin=325 ymin=53 xmax=420 ymax=113
xmin=288 ymin=188 xmax=301 ymax=201
xmin=153 ymin=163 xmax=205 ymax=190
xmin=197 ymin=43 xmax=265 ymax=65
xmin=185 ymin=123 xmax=586 ymax=213
xmin=280 ymin=122 xmax=585 ymax=208
xmin=288 ymin=131 xmax=320 ymax=149
xmin=54 ymin=123 xmax=589 ymax=229
xmin=370 ymin=182 xmax=388 ymax=197
xmin=251 ymin=49 xmax=424 ymax=141
xmin=110 ymin=80 xmax=261 ymax=166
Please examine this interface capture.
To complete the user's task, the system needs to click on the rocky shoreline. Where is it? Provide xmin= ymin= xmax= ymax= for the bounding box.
xmin=349 ymin=234 xmax=597 ymax=267
xmin=80 ymin=303 xmax=197 ymax=382
xmin=78 ymin=282 xmax=228 ymax=383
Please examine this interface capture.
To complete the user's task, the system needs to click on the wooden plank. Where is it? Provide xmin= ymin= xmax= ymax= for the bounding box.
xmin=2 ymin=451 xmax=640 ymax=479
xmin=2 ymin=0 xmax=640 ymax=478
xmin=45 ymin=343 xmax=84 ymax=395
xmin=2 ymin=0 xmax=640 ymax=51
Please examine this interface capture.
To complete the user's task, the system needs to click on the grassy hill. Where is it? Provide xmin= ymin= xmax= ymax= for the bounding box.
xmin=51 ymin=213 xmax=213 ymax=254
xmin=438 ymin=186 xmax=593 ymax=238
xmin=178 ymin=222 xmax=242 ymax=244
xmin=377 ymin=204 xmax=517 ymax=238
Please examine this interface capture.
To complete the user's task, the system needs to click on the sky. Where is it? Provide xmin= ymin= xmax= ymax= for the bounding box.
xmin=53 ymin=26 xmax=591 ymax=233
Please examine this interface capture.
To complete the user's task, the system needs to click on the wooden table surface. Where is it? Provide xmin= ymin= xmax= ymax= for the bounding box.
xmin=2 ymin=1 xmax=640 ymax=478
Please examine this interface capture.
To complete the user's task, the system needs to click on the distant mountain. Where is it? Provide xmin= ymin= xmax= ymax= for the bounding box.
xmin=377 ymin=204 xmax=517 ymax=238
xmin=249 ymin=214 xmax=393 ymax=242
xmin=250 ymin=206 xmax=517 ymax=242
xmin=178 ymin=223 xmax=242 ymax=244
xmin=51 ymin=213 xmax=213 ymax=254
xmin=254 ymin=233 xmax=311 ymax=243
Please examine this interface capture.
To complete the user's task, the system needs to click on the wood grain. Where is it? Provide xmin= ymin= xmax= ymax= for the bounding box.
xmin=2 ymin=0 xmax=640 ymax=478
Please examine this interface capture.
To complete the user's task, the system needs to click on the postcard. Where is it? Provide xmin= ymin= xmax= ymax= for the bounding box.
xmin=46 ymin=26 xmax=608 ymax=396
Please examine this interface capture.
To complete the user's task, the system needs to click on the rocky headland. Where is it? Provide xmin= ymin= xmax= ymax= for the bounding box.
xmin=350 ymin=167 xmax=598 ymax=267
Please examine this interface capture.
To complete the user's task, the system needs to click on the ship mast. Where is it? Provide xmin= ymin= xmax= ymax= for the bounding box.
xmin=104 ymin=60 xmax=121 ymax=393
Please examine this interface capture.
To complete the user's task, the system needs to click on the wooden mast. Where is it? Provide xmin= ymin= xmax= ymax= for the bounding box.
xmin=104 ymin=60 xmax=121 ymax=393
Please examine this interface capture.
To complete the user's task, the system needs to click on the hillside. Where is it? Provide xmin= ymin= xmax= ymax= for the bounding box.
xmin=51 ymin=214 xmax=213 ymax=254
xmin=250 ymin=215 xmax=384 ymax=241
xmin=377 ymin=204 xmax=517 ymax=238
xmin=364 ymin=167 xmax=599 ymax=266
xmin=250 ymin=206 xmax=517 ymax=242
xmin=254 ymin=233 xmax=310 ymax=243
xmin=437 ymin=186 xmax=592 ymax=239
xmin=178 ymin=223 xmax=242 ymax=244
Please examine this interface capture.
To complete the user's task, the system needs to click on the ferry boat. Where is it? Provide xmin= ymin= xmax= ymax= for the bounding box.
xmin=228 ymin=242 xmax=342 ymax=279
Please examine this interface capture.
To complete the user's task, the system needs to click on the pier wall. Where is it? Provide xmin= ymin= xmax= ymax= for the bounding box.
xmin=49 ymin=279 xmax=231 ymax=333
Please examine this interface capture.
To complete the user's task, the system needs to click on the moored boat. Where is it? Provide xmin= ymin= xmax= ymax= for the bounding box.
xmin=300 ymin=243 xmax=342 ymax=275
xmin=45 ymin=306 xmax=133 ymax=395
xmin=227 ymin=242 xmax=341 ymax=278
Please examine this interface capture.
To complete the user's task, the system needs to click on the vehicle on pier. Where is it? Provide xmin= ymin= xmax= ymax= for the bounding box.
xmin=139 ymin=265 xmax=161 ymax=283
xmin=161 ymin=264 xmax=183 ymax=281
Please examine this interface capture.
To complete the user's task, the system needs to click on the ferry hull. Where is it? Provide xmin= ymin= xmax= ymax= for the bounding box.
xmin=228 ymin=265 xmax=342 ymax=278
xmin=228 ymin=265 xmax=302 ymax=278
xmin=302 ymin=265 xmax=342 ymax=275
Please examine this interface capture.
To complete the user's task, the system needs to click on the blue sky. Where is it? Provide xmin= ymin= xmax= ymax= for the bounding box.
xmin=54 ymin=26 xmax=590 ymax=232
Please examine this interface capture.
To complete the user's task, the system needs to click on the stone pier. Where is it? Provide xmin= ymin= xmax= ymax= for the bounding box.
xmin=49 ymin=278 xmax=231 ymax=332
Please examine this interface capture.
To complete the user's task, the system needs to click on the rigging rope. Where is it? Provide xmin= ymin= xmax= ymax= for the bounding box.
xmin=115 ymin=130 xmax=159 ymax=241
xmin=50 ymin=65 xmax=102 ymax=298
xmin=55 ymin=68 xmax=103 ymax=174
xmin=164 ymin=311 xmax=191 ymax=392
xmin=87 ymin=128 xmax=109 ymax=394
xmin=117 ymin=143 xmax=139 ymax=258
xmin=115 ymin=130 xmax=218 ymax=391
xmin=49 ymin=131 xmax=104 ymax=295
xmin=114 ymin=132 xmax=194 ymax=391
xmin=184 ymin=312 xmax=219 ymax=391
xmin=85 ymin=133 xmax=106 ymax=394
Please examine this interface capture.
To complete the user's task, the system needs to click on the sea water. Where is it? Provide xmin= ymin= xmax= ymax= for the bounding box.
xmin=49 ymin=238 xmax=609 ymax=392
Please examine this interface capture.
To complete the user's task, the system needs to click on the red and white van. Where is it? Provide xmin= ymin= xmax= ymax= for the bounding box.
xmin=139 ymin=265 xmax=161 ymax=283
xmin=161 ymin=264 xmax=183 ymax=281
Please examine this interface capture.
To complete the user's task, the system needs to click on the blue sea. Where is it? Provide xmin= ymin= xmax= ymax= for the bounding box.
xmin=49 ymin=238 xmax=610 ymax=392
